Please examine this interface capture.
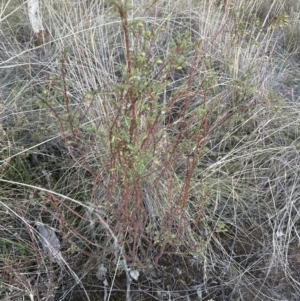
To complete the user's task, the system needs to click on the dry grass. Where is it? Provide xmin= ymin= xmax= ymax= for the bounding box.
xmin=1 ymin=0 xmax=300 ymax=300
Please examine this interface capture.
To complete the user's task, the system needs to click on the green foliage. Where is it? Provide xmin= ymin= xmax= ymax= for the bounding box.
xmin=268 ymin=14 xmax=289 ymax=29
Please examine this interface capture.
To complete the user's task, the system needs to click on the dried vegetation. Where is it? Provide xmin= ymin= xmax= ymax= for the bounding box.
xmin=1 ymin=0 xmax=300 ymax=300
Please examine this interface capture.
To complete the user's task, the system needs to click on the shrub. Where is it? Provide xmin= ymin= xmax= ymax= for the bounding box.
xmin=1 ymin=1 xmax=300 ymax=301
